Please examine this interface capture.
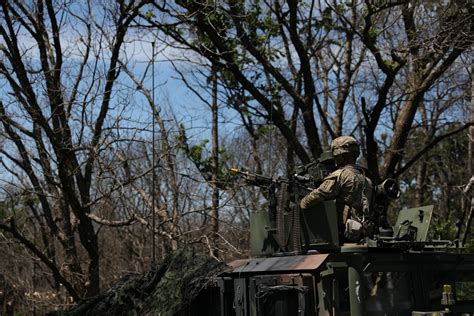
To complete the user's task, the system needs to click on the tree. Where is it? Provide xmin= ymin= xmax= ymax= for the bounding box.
xmin=0 ymin=0 xmax=150 ymax=299
xmin=143 ymin=0 xmax=473 ymax=183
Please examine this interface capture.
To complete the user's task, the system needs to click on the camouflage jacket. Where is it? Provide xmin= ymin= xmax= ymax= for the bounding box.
xmin=300 ymin=164 xmax=372 ymax=223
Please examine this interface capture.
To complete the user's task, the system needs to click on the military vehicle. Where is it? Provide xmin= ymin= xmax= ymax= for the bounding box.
xmin=211 ymin=159 xmax=474 ymax=316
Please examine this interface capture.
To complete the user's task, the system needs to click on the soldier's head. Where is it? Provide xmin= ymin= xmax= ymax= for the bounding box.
xmin=331 ymin=136 xmax=360 ymax=167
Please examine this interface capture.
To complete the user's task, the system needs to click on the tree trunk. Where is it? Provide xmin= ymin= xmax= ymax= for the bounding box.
xmin=470 ymin=59 xmax=474 ymax=183
xmin=210 ymin=68 xmax=220 ymax=257
xmin=462 ymin=58 xmax=474 ymax=243
xmin=415 ymin=160 xmax=427 ymax=206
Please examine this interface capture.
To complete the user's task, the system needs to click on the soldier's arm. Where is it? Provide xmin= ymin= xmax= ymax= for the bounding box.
xmin=300 ymin=174 xmax=340 ymax=209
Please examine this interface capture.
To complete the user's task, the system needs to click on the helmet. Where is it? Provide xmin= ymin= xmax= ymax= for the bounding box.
xmin=331 ymin=136 xmax=360 ymax=156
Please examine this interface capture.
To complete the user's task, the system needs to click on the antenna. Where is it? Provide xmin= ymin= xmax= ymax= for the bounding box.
xmin=151 ymin=41 xmax=156 ymax=265
xmin=268 ymin=103 xmax=273 ymax=176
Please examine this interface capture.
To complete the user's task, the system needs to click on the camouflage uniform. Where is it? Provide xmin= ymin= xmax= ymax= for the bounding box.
xmin=300 ymin=136 xmax=372 ymax=240
xmin=300 ymin=164 xmax=372 ymax=223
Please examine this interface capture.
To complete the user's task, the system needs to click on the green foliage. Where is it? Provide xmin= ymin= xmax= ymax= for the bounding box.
xmin=176 ymin=124 xmax=233 ymax=188
xmin=0 ymin=191 xmax=33 ymax=220
xmin=463 ymin=238 xmax=474 ymax=253
xmin=144 ymin=10 xmax=154 ymax=20
xmin=368 ymin=27 xmax=378 ymax=42
xmin=176 ymin=124 xmax=189 ymax=151
xmin=241 ymin=106 xmax=252 ymax=117
xmin=314 ymin=6 xmax=335 ymax=30
xmin=254 ymin=125 xmax=273 ymax=138
xmin=399 ymin=125 xmax=468 ymax=209
xmin=398 ymin=125 xmax=469 ymax=247
xmin=456 ymin=280 xmax=474 ymax=301
xmin=20 ymin=191 xmax=37 ymax=206
xmin=189 ymin=140 xmax=209 ymax=167
xmin=385 ymin=60 xmax=401 ymax=72
xmin=429 ymin=214 xmax=457 ymax=240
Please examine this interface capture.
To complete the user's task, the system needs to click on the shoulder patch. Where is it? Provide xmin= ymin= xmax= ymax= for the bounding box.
xmin=320 ymin=179 xmax=336 ymax=192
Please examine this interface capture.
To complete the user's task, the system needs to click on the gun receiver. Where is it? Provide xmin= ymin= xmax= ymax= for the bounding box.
xmin=229 ymin=168 xmax=313 ymax=196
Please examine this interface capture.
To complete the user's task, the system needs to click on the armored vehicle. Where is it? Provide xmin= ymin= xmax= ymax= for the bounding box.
xmin=213 ymin=166 xmax=474 ymax=316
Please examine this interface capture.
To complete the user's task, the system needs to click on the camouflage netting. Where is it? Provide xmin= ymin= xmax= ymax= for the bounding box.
xmin=52 ymin=246 xmax=227 ymax=316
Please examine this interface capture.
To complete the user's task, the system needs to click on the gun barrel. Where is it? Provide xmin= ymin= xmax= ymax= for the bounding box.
xmin=230 ymin=168 xmax=273 ymax=186
xmin=230 ymin=167 xmax=314 ymax=196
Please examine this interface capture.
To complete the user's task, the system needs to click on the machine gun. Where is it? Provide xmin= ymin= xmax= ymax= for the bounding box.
xmin=229 ymin=168 xmax=313 ymax=197
xmin=230 ymin=150 xmax=336 ymax=223
xmin=230 ymin=151 xmax=335 ymax=193
xmin=230 ymin=151 xmax=337 ymax=254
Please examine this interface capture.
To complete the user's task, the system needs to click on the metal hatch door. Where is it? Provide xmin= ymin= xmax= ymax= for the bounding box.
xmin=394 ymin=205 xmax=433 ymax=241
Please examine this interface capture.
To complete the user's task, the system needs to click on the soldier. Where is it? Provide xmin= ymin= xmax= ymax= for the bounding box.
xmin=300 ymin=136 xmax=372 ymax=243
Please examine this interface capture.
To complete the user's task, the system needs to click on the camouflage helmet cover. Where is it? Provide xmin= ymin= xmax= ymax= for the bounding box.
xmin=331 ymin=136 xmax=360 ymax=156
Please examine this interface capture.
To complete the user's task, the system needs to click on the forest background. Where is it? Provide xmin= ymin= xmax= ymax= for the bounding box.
xmin=0 ymin=0 xmax=472 ymax=313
